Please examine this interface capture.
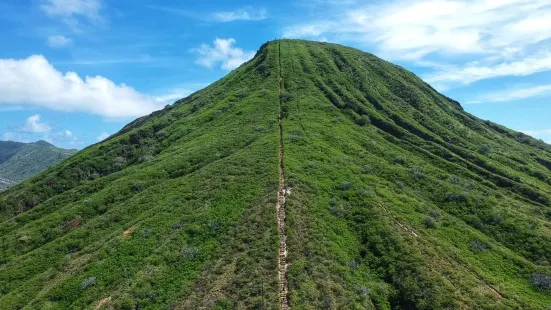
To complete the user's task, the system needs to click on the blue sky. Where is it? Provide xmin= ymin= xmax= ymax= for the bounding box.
xmin=1 ymin=0 xmax=550 ymax=149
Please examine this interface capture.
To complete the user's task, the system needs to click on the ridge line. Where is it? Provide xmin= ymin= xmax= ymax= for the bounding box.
xmin=277 ymin=40 xmax=290 ymax=310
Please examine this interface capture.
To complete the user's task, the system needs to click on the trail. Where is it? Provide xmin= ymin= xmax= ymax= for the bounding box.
xmin=277 ymin=40 xmax=290 ymax=310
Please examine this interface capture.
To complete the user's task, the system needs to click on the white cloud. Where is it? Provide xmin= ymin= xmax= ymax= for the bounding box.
xmin=23 ymin=115 xmax=51 ymax=133
xmin=469 ymin=84 xmax=551 ymax=104
xmin=212 ymin=8 xmax=267 ymax=22
xmin=41 ymin=0 xmax=101 ymax=19
xmin=426 ymin=53 xmax=551 ymax=85
xmin=96 ymin=132 xmax=109 ymax=141
xmin=284 ymin=0 xmax=551 ymax=88
xmin=64 ymin=130 xmax=73 ymax=137
xmin=193 ymin=38 xmax=255 ymax=70
xmin=1 ymin=115 xmax=54 ymax=143
xmin=47 ymin=35 xmax=72 ymax=48
xmin=0 ymin=55 xmax=165 ymax=118
xmin=41 ymin=0 xmax=103 ymax=32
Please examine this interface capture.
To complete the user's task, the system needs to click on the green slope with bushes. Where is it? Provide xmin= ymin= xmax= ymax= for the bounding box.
xmin=1 ymin=40 xmax=551 ymax=309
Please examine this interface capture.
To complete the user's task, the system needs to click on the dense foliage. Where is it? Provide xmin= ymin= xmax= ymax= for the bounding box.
xmin=279 ymin=40 xmax=551 ymax=309
xmin=1 ymin=40 xmax=551 ymax=309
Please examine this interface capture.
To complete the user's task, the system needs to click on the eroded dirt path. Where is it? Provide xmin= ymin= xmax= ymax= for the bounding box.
xmin=277 ymin=41 xmax=290 ymax=310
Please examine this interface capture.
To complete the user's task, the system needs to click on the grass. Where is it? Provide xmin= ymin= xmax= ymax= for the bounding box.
xmin=0 ymin=39 xmax=551 ymax=309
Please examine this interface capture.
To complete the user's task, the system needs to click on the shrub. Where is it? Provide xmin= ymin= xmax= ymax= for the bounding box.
xmin=469 ymin=240 xmax=489 ymax=251
xmin=532 ymin=273 xmax=551 ymax=291
xmin=341 ymin=182 xmax=353 ymax=191
xmin=445 ymin=192 xmax=469 ymax=204
xmin=256 ymin=62 xmax=270 ymax=76
xmin=356 ymin=115 xmax=371 ymax=126
xmin=392 ymin=157 xmax=407 ymax=166
xmin=280 ymin=92 xmax=294 ymax=103
xmin=114 ymin=156 xmax=127 ymax=169
xmin=479 ymin=145 xmax=491 ymax=155
xmin=362 ymin=165 xmax=373 ymax=174
xmin=138 ymin=155 xmax=154 ymax=163
xmin=181 ymin=246 xmax=199 ymax=260
xmin=140 ymin=229 xmax=153 ymax=238
xmin=81 ymin=276 xmax=97 ymax=290
xmin=131 ymin=183 xmax=144 ymax=192
xmin=423 ymin=216 xmax=437 ymax=229
xmin=411 ymin=166 xmax=424 ymax=180
xmin=448 ymin=174 xmax=460 ymax=184
xmin=491 ymin=214 xmax=503 ymax=225
xmin=428 ymin=209 xmax=440 ymax=220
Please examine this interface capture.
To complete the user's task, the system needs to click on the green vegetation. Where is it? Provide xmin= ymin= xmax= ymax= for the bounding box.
xmin=1 ymin=39 xmax=551 ymax=309
xmin=0 ymin=140 xmax=76 ymax=190
xmin=279 ymin=40 xmax=551 ymax=309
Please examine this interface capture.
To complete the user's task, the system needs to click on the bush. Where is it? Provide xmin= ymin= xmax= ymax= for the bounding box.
xmin=392 ymin=157 xmax=407 ymax=166
xmin=138 ymin=155 xmax=154 ymax=163
xmin=469 ymin=240 xmax=489 ymax=251
xmin=445 ymin=192 xmax=469 ymax=204
xmin=140 ymin=229 xmax=153 ymax=238
xmin=181 ymin=246 xmax=199 ymax=260
xmin=423 ymin=216 xmax=437 ymax=229
xmin=341 ymin=182 xmax=353 ymax=191
xmin=448 ymin=174 xmax=460 ymax=184
xmin=356 ymin=115 xmax=371 ymax=126
xmin=81 ymin=276 xmax=97 ymax=290
xmin=479 ymin=145 xmax=491 ymax=155
xmin=362 ymin=165 xmax=373 ymax=174
xmin=280 ymin=92 xmax=294 ymax=103
xmin=411 ymin=167 xmax=424 ymax=180
xmin=131 ymin=183 xmax=144 ymax=192
xmin=428 ymin=209 xmax=440 ymax=219
xmin=532 ymin=273 xmax=551 ymax=291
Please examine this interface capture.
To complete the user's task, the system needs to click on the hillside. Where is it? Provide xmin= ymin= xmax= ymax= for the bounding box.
xmin=0 ymin=140 xmax=76 ymax=190
xmin=1 ymin=40 xmax=551 ymax=309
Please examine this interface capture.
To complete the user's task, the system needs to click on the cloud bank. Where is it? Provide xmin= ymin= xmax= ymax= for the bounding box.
xmin=23 ymin=115 xmax=51 ymax=133
xmin=284 ymin=0 xmax=551 ymax=89
xmin=0 ymin=55 xmax=165 ymax=118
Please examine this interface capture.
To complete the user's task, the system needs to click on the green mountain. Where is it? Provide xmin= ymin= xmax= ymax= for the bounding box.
xmin=0 ymin=140 xmax=76 ymax=190
xmin=1 ymin=40 xmax=551 ymax=309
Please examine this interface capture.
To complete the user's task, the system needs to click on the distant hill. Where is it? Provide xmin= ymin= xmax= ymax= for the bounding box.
xmin=0 ymin=140 xmax=76 ymax=190
xmin=1 ymin=40 xmax=551 ymax=309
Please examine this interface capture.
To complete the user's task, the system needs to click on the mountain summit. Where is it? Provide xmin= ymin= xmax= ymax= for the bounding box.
xmin=1 ymin=40 xmax=551 ymax=309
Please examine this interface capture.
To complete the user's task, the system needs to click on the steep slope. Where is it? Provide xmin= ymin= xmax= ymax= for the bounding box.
xmin=0 ymin=43 xmax=282 ymax=309
xmin=1 ymin=40 xmax=551 ymax=309
xmin=278 ymin=40 xmax=551 ymax=309
xmin=0 ymin=141 xmax=76 ymax=190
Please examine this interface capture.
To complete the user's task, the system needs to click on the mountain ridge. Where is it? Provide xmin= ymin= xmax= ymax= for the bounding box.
xmin=0 ymin=39 xmax=551 ymax=309
xmin=0 ymin=140 xmax=76 ymax=191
